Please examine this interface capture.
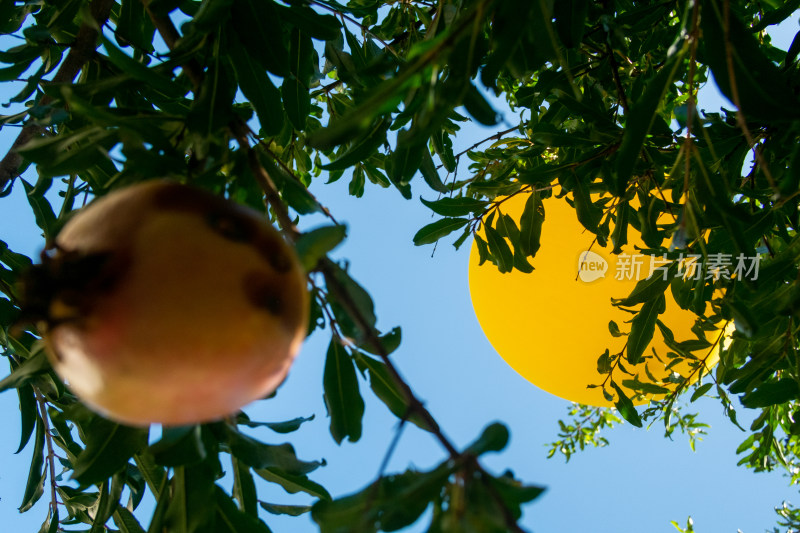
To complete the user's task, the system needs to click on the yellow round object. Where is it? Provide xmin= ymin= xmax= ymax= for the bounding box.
xmin=33 ymin=181 xmax=308 ymax=426
xmin=468 ymin=192 xmax=722 ymax=407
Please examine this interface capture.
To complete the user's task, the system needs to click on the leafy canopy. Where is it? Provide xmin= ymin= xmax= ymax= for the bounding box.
xmin=1 ymin=0 xmax=800 ymax=531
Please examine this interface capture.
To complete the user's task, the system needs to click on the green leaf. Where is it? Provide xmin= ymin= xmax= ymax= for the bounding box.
xmin=21 ymin=178 xmax=58 ymax=238
xmin=321 ymin=120 xmax=389 ymax=171
xmin=237 ymin=414 xmax=315 ymax=434
xmin=419 ymin=148 xmax=448 ymax=193
xmin=608 ymin=320 xmax=626 ymax=338
xmin=466 ymin=422 xmax=509 ymax=455
xmin=432 ymin=130 xmax=456 ymax=172
xmin=611 ymin=381 xmax=643 ymax=428
xmin=214 ymin=485 xmax=271 ymax=533
xmin=288 ymin=26 xmax=315 ymax=86
xmin=413 ymin=217 xmax=469 ymax=246
xmin=613 ymin=263 xmax=676 ymax=306
xmin=323 ymin=339 xmax=364 ymax=444
xmin=462 ymin=83 xmax=498 ymax=125
xmin=113 ymin=506 xmax=146 ymax=533
xmin=231 ymin=456 xmax=258 ymax=517
xmin=388 ymin=141 xmax=424 ymax=186
xmin=17 ymin=128 xmax=119 ymax=179
xmin=282 ymin=77 xmax=309 ymax=130
xmin=621 ymin=377 xmax=670 ymax=395
xmin=0 ymin=239 xmax=32 ymax=271
xmin=15 ymin=379 xmax=36 ymax=453
xmin=0 ymin=58 xmax=34 ymax=82
xmin=115 ymin=0 xmax=156 ymax=52
xmin=611 ymin=202 xmax=630 ymax=254
xmin=259 ymin=501 xmax=312 ymax=516
xmin=296 ymin=225 xmax=348 ymax=271
xmin=519 ymin=191 xmax=544 ymax=257
xmin=260 ymin=155 xmax=320 ymax=214
xmin=349 ymin=166 xmax=365 ymax=197
xmin=615 ymin=49 xmax=686 ymax=193
xmin=595 ymin=351 xmax=612 ymax=378
xmin=355 ymin=353 xmax=429 ymax=431
xmin=690 ymin=382 xmax=714 ymax=402
xmin=571 ymin=179 xmax=601 ymax=234
xmin=553 ymin=0 xmax=589 ymax=48
xmin=228 ymin=36 xmax=284 ymax=136
xmin=134 ymin=451 xmax=167 ymax=497
xmin=72 ymin=417 xmax=148 ymax=486
xmin=357 ymin=326 xmax=402 ymax=357
xmin=101 ymin=37 xmax=184 ymax=98
xmin=163 ymin=464 xmax=216 ymax=533
xmin=314 ymin=463 xmax=450 ymax=532
xmin=0 ymin=350 xmax=49 ymax=393
xmin=255 ymin=467 xmax=331 ymax=500
xmin=485 ymin=225 xmax=513 ymax=273
xmin=626 ymin=294 xmax=665 ymax=365
xmin=149 ymin=425 xmax=207 ymax=467
xmin=701 ymin=0 xmax=800 ymax=121
xmin=488 ymin=471 xmax=546 ymax=520
xmin=420 ymin=196 xmax=488 ymax=217
xmin=187 ymin=59 xmax=237 ymax=135
xmin=19 ymin=414 xmax=45 ymax=512
xmin=226 ymin=427 xmax=322 ymax=475
xmin=741 ymin=379 xmax=800 ymax=408
xmin=230 ymin=0 xmax=288 ymax=76
xmin=278 ymin=4 xmax=340 ymax=41
xmin=39 ymin=508 xmax=59 ymax=533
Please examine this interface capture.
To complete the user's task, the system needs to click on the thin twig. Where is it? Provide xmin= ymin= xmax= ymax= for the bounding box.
xmin=683 ymin=0 xmax=700 ymax=201
xmin=232 ymin=125 xmax=301 ymax=239
xmin=141 ymin=0 xmax=204 ymax=88
xmin=310 ymin=0 xmax=403 ymax=61
xmin=435 ymin=125 xmax=519 ymax=170
xmin=721 ymin=0 xmax=778 ymax=195
xmin=605 ymin=42 xmax=629 ymax=114
xmin=35 ymin=390 xmax=59 ymax=522
xmin=245 ymin=125 xmax=341 ymax=226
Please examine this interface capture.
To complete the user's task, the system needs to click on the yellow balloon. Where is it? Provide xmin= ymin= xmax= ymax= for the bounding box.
xmin=468 ymin=192 xmax=723 ymax=407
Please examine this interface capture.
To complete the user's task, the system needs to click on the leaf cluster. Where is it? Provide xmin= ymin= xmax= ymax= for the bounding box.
xmin=1 ymin=0 xmax=800 ymax=531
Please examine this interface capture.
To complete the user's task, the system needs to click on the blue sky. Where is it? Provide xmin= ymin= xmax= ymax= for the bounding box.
xmin=2 ymin=12 xmax=800 ymax=533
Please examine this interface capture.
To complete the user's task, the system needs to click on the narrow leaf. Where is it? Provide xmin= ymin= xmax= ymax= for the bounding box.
xmin=519 ymin=191 xmax=544 ymax=257
xmin=296 ymin=225 xmax=347 ymax=271
xmin=420 ymin=196 xmax=488 ymax=217
xmin=626 ymin=294 xmax=665 ymax=365
xmin=412 ymin=217 xmax=469 ymax=246
xmin=323 ymin=339 xmax=364 ymax=444
xmin=611 ymin=381 xmax=643 ymax=427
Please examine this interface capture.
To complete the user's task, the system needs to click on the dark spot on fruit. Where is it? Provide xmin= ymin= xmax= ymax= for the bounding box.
xmin=152 ymin=182 xmax=229 ymax=214
xmin=254 ymin=234 xmax=292 ymax=273
xmin=205 ymin=211 xmax=256 ymax=243
xmin=243 ymin=271 xmax=284 ymax=317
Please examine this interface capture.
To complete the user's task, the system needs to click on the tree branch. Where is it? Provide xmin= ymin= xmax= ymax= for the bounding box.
xmin=0 ymin=0 xmax=114 ymax=187
xmin=436 ymin=125 xmax=519 ymax=171
xmin=35 ymin=389 xmax=59 ymax=522
xmin=605 ymin=42 xmax=629 ymax=115
xmin=141 ymin=0 xmax=204 ymax=88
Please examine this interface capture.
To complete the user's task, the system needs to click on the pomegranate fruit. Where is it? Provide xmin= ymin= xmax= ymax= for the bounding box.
xmin=26 ymin=181 xmax=308 ymax=426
